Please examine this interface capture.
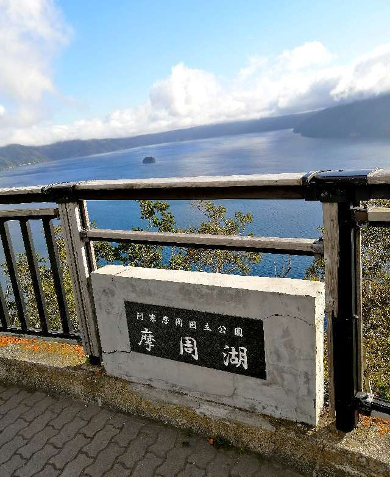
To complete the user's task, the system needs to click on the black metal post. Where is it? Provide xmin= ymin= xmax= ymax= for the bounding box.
xmin=0 ymin=283 xmax=10 ymax=330
xmin=20 ymin=219 xmax=49 ymax=334
xmin=333 ymin=202 xmax=359 ymax=432
xmin=42 ymin=218 xmax=71 ymax=334
xmin=0 ymin=220 xmax=28 ymax=331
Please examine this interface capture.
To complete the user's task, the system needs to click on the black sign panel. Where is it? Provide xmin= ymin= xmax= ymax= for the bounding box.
xmin=125 ymin=301 xmax=266 ymax=379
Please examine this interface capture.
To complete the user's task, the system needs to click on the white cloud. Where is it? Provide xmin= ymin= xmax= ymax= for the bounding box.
xmin=0 ymin=0 xmax=71 ymax=129
xmin=331 ymin=44 xmax=390 ymax=100
xmin=1 ymin=39 xmax=390 ymax=147
xmin=278 ymin=41 xmax=334 ymax=71
xmin=238 ymin=55 xmax=268 ymax=81
xmin=150 ymin=63 xmax=222 ymax=117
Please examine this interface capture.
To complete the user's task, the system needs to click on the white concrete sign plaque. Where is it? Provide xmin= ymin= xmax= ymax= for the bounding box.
xmin=92 ymin=265 xmax=325 ymax=425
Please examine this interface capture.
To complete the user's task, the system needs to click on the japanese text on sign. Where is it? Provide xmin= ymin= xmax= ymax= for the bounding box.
xmin=125 ymin=302 xmax=266 ymax=379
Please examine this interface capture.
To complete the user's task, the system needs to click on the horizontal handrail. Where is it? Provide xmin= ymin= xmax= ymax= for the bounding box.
xmin=52 ymin=173 xmax=307 ymax=201
xmin=84 ymin=229 xmax=324 ymax=256
xmin=0 ymin=168 xmax=390 ymax=204
xmin=353 ymin=206 xmax=390 ymax=227
xmin=366 ymin=207 xmax=390 ymax=223
xmin=75 ymin=173 xmax=305 ymax=189
xmin=0 ymin=207 xmax=58 ymax=219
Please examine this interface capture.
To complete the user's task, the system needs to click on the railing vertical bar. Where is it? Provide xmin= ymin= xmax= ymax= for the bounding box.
xmin=20 ymin=219 xmax=49 ymax=334
xmin=355 ymin=220 xmax=364 ymax=392
xmin=78 ymin=200 xmax=97 ymax=272
xmin=58 ymin=202 xmax=101 ymax=359
xmin=42 ymin=217 xmax=71 ymax=335
xmin=322 ymin=203 xmax=339 ymax=416
xmin=333 ymin=202 xmax=359 ymax=432
xmin=0 ymin=282 xmax=10 ymax=330
xmin=0 ymin=220 xmax=28 ymax=331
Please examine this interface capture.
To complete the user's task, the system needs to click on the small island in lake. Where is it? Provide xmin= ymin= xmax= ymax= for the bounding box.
xmin=143 ymin=156 xmax=156 ymax=164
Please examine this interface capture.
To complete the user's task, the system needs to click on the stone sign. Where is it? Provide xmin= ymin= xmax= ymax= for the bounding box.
xmin=125 ymin=302 xmax=266 ymax=379
xmin=92 ymin=265 xmax=325 ymax=425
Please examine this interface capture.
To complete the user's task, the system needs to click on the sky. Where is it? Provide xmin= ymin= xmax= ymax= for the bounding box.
xmin=1 ymin=0 xmax=390 ymax=146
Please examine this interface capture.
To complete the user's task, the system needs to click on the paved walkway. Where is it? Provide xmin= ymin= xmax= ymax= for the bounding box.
xmin=0 ymin=384 xmax=304 ymax=477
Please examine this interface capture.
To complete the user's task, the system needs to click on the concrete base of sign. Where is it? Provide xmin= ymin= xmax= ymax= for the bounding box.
xmin=91 ymin=266 xmax=325 ymax=425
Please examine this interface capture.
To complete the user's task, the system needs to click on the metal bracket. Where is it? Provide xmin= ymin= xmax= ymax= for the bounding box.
xmin=79 ymin=229 xmax=89 ymax=243
xmin=312 ymin=237 xmax=324 ymax=257
xmin=303 ymin=170 xmax=374 ymax=202
xmin=41 ymin=182 xmax=79 ymax=202
xmin=352 ymin=207 xmax=368 ymax=224
xmin=354 ymin=392 xmax=390 ymax=419
xmin=302 ymin=170 xmax=328 ymax=201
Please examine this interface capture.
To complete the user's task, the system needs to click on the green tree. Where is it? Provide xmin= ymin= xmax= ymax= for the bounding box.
xmin=94 ymin=200 xmax=262 ymax=274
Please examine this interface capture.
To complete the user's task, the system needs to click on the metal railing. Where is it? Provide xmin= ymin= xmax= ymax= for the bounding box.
xmin=0 ymin=169 xmax=390 ymax=431
xmin=0 ymin=207 xmax=75 ymax=340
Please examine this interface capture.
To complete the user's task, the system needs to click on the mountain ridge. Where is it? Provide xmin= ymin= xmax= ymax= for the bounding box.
xmin=3 ymin=93 xmax=390 ymax=173
xmin=0 ymin=112 xmax=314 ymax=170
xmin=294 ymin=94 xmax=390 ymax=139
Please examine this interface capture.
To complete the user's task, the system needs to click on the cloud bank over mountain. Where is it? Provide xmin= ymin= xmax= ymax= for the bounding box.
xmin=0 ymin=1 xmax=390 ymax=146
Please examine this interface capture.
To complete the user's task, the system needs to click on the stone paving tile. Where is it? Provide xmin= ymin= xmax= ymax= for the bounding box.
xmin=0 ymin=403 xmax=30 ymax=431
xmin=0 ymin=384 xmax=305 ymax=477
xmin=117 ymin=432 xmax=155 ymax=471
xmin=0 ymin=435 xmax=27 ymax=465
xmin=76 ymin=403 xmax=102 ymax=422
xmin=103 ymin=462 xmax=130 ymax=477
xmin=141 ymin=421 xmax=166 ymax=438
xmin=81 ymin=408 xmax=113 ymax=437
xmin=0 ymin=387 xmax=24 ymax=407
xmin=48 ymin=397 xmax=78 ymax=413
xmin=105 ymin=411 xmax=134 ymax=429
xmin=20 ymin=408 xmax=57 ymax=439
xmin=58 ymin=453 xmax=93 ymax=477
xmin=35 ymin=464 xmax=61 ymax=477
xmin=205 ymin=450 xmax=239 ymax=477
xmin=50 ymin=416 xmax=87 ymax=447
xmin=132 ymin=451 xmax=164 ymax=477
xmin=49 ymin=434 xmax=90 ymax=470
xmin=83 ymin=424 xmax=119 ymax=457
xmin=0 ymin=418 xmax=29 ymax=447
xmin=111 ymin=418 xmax=145 ymax=448
xmin=19 ymin=390 xmax=47 ymax=407
xmin=155 ymin=445 xmax=193 ymax=476
xmin=0 ymin=454 xmax=26 ymax=476
xmin=83 ymin=442 xmax=125 ymax=477
xmin=22 ymin=395 xmax=57 ymax=422
xmin=149 ymin=426 xmax=178 ymax=457
xmin=15 ymin=443 xmax=59 ymax=477
xmin=18 ymin=425 xmax=58 ymax=459
xmin=0 ymin=389 xmax=31 ymax=415
xmin=177 ymin=463 xmax=206 ymax=477
xmin=50 ymin=404 xmax=85 ymax=430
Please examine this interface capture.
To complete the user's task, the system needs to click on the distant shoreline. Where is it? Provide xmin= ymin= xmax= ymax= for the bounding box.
xmin=2 ymin=93 xmax=390 ymax=172
xmin=0 ymin=112 xmax=314 ymax=171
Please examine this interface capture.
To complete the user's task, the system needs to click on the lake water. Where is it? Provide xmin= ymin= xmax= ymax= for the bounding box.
xmin=1 ymin=129 xmax=390 ymax=278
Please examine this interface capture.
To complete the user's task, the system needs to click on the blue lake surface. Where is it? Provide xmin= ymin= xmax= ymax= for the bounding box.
xmin=1 ymin=129 xmax=390 ymax=278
